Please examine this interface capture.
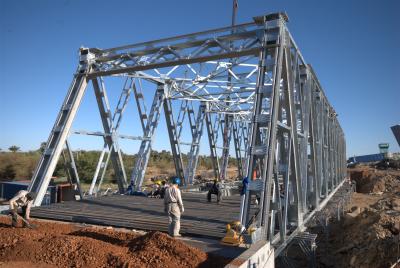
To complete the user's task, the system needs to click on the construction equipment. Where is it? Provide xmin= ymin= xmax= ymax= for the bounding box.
xmin=221 ymin=210 xmax=260 ymax=246
xmin=221 ymin=220 xmax=244 ymax=246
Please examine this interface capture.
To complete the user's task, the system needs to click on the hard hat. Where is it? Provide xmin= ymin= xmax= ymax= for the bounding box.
xmin=155 ymin=180 xmax=162 ymax=185
xmin=171 ymin=177 xmax=181 ymax=185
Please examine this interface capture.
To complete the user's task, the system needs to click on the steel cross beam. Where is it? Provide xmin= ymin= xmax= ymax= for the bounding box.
xmin=87 ymin=23 xmax=266 ymax=78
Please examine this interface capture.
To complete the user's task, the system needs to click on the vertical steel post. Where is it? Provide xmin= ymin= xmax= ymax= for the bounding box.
xmin=240 ymin=15 xmax=286 ymax=230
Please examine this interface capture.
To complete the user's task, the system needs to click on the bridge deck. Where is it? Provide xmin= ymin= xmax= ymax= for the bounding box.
xmin=31 ymin=193 xmax=247 ymax=239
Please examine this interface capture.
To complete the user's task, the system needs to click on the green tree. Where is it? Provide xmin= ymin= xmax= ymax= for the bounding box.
xmin=0 ymin=164 xmax=16 ymax=181
xmin=8 ymin=145 xmax=20 ymax=153
xmin=38 ymin=142 xmax=47 ymax=153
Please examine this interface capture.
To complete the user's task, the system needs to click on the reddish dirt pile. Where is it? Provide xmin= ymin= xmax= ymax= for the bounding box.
xmin=314 ymin=166 xmax=400 ymax=268
xmin=0 ymin=217 xmax=229 ymax=268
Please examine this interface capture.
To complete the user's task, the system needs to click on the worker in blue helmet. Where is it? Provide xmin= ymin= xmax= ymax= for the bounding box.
xmin=164 ymin=176 xmax=184 ymax=237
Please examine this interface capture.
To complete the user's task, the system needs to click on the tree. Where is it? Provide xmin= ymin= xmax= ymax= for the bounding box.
xmin=38 ymin=142 xmax=47 ymax=153
xmin=0 ymin=164 xmax=16 ymax=181
xmin=8 ymin=145 xmax=20 ymax=153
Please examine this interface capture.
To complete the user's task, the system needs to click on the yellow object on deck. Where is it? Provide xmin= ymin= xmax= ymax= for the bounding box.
xmin=220 ymin=221 xmax=244 ymax=246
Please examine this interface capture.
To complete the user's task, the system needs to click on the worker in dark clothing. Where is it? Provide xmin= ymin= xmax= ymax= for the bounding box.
xmin=160 ymin=181 xmax=168 ymax=199
xmin=240 ymin=176 xmax=249 ymax=196
xmin=207 ymin=179 xmax=222 ymax=203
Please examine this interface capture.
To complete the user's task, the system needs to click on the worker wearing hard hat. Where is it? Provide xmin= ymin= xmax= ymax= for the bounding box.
xmin=164 ymin=176 xmax=184 ymax=237
xmin=9 ymin=190 xmax=36 ymax=228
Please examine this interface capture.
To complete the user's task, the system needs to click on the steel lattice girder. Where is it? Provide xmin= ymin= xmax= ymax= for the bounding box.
xmin=238 ymin=14 xmax=345 ymax=254
xmin=28 ymin=12 xmax=346 ymax=255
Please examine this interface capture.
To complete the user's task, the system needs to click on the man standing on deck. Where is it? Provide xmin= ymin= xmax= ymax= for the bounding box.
xmin=164 ymin=177 xmax=184 ymax=237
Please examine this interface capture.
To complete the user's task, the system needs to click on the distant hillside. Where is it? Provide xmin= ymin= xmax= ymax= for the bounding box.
xmin=0 ymin=149 xmax=238 ymax=183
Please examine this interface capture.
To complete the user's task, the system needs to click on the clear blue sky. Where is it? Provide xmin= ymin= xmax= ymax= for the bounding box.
xmin=1 ymin=0 xmax=399 ymax=157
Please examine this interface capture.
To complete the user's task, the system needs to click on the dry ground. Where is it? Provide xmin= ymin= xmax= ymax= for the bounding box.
xmin=314 ymin=165 xmax=400 ymax=267
xmin=0 ymin=217 xmax=229 ymax=268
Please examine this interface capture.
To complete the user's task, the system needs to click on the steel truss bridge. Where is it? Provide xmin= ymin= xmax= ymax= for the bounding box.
xmin=28 ymin=13 xmax=346 ymax=254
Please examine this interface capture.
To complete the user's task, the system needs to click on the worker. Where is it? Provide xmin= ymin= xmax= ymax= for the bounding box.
xmin=9 ymin=190 xmax=36 ymax=228
xmin=240 ymin=176 xmax=249 ymax=196
xmin=164 ymin=177 xmax=184 ymax=237
xmin=207 ymin=179 xmax=222 ymax=203
xmin=160 ymin=181 xmax=168 ymax=199
xmin=149 ymin=181 xmax=162 ymax=198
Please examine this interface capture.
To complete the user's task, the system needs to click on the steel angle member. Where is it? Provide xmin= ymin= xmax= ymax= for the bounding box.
xmin=260 ymin=84 xmax=273 ymax=96
xmin=314 ymin=90 xmax=322 ymax=100
xmin=254 ymin=114 xmax=270 ymax=127
xmin=111 ymin=131 xmax=119 ymax=143
xmin=278 ymin=163 xmax=288 ymax=173
xmin=62 ymin=104 xmax=72 ymax=111
xmin=297 ymin=132 xmax=306 ymax=138
xmin=79 ymin=48 xmax=96 ymax=64
xmin=277 ymin=121 xmax=291 ymax=132
xmin=44 ymin=148 xmax=54 ymax=156
xmin=248 ymin=179 xmax=264 ymax=191
xmin=270 ymin=201 xmax=280 ymax=210
xmin=251 ymin=145 xmax=268 ymax=155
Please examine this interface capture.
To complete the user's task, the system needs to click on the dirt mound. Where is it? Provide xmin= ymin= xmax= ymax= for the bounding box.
xmin=316 ymin=206 xmax=400 ymax=268
xmin=312 ymin=166 xmax=400 ymax=267
xmin=122 ymin=231 xmax=218 ymax=268
xmin=0 ymin=217 xmax=228 ymax=268
xmin=349 ymin=167 xmax=400 ymax=194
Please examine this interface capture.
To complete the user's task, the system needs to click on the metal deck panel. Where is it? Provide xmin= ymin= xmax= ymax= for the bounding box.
xmin=31 ymin=193 xmax=246 ymax=239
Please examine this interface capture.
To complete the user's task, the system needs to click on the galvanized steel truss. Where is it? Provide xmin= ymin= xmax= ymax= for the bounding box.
xmin=28 ymin=12 xmax=346 ymax=253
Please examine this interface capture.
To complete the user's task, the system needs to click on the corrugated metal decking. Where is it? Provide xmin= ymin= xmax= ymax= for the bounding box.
xmin=31 ymin=193 xmax=253 ymax=239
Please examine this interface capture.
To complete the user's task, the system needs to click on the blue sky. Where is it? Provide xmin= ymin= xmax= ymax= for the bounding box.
xmin=1 ymin=0 xmax=399 ymax=157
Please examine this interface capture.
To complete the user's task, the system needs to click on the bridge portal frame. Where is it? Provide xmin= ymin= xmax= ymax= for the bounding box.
xmin=28 ymin=12 xmax=346 ymax=254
